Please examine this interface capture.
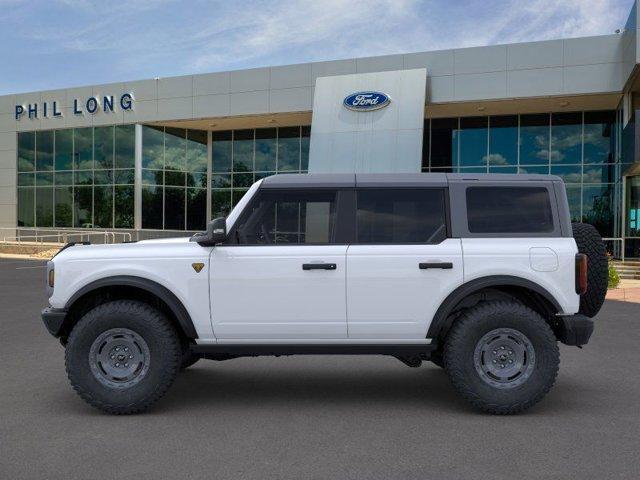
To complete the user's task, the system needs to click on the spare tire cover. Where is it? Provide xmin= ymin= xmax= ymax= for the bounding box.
xmin=572 ymin=222 xmax=608 ymax=318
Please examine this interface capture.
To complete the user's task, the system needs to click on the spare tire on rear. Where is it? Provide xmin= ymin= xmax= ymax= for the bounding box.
xmin=572 ymin=222 xmax=607 ymax=318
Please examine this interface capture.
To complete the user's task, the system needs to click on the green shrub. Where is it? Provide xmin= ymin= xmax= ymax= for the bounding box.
xmin=608 ymin=262 xmax=620 ymax=289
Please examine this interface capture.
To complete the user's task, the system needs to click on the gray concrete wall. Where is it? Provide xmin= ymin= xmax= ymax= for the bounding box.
xmin=0 ymin=109 xmax=17 ymax=229
xmin=622 ymin=0 xmax=638 ymax=87
xmin=0 ymin=33 xmax=630 ymax=134
xmin=309 ymin=69 xmax=426 ymax=173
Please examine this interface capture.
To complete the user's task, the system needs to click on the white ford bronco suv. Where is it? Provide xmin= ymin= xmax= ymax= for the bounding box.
xmin=41 ymin=173 xmax=607 ymax=415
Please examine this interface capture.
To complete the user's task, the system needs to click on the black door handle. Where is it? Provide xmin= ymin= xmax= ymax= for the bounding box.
xmin=419 ymin=262 xmax=453 ymax=270
xmin=302 ymin=263 xmax=337 ymax=271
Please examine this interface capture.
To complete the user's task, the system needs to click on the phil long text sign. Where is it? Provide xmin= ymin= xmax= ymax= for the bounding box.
xmin=15 ymin=93 xmax=134 ymax=120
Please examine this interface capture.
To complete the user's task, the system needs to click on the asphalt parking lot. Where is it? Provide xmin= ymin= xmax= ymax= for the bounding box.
xmin=1 ymin=258 xmax=639 ymax=479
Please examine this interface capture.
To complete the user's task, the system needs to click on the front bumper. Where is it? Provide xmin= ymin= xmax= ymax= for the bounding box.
xmin=556 ymin=314 xmax=594 ymax=346
xmin=41 ymin=307 xmax=68 ymax=337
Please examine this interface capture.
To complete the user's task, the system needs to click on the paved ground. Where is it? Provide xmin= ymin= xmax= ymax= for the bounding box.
xmin=1 ymin=258 xmax=639 ymax=480
xmin=606 ymin=279 xmax=640 ymax=303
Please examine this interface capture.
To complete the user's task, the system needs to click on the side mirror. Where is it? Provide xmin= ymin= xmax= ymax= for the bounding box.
xmin=190 ymin=217 xmax=227 ymax=246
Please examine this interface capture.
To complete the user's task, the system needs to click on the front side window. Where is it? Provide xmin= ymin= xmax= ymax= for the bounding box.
xmin=356 ymin=189 xmax=447 ymax=244
xmin=233 ymin=189 xmax=338 ymax=245
xmin=466 ymin=186 xmax=554 ymax=233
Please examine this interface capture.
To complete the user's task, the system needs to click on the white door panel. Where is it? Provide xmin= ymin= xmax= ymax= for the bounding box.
xmin=346 ymin=239 xmax=463 ymax=339
xmin=210 ymin=245 xmax=348 ymax=339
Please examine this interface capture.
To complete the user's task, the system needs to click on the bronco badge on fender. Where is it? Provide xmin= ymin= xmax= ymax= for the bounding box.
xmin=192 ymin=263 xmax=204 ymax=273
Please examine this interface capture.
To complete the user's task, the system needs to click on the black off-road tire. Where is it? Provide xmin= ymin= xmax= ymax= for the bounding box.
xmin=572 ymin=222 xmax=607 ymax=318
xmin=444 ymin=301 xmax=560 ymax=414
xmin=65 ymin=300 xmax=181 ymax=414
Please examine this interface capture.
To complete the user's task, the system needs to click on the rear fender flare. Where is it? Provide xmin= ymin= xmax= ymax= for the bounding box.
xmin=427 ymin=275 xmax=562 ymax=340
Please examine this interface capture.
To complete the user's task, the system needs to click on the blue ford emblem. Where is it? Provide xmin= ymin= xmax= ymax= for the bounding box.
xmin=343 ymin=91 xmax=390 ymax=111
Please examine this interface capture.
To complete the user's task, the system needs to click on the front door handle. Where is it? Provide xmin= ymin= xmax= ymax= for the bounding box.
xmin=302 ymin=263 xmax=337 ymax=271
xmin=419 ymin=262 xmax=453 ymax=270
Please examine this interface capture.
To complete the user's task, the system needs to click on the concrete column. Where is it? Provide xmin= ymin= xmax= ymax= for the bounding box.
xmin=134 ymin=124 xmax=142 ymax=231
xmin=206 ymin=130 xmax=212 ymax=223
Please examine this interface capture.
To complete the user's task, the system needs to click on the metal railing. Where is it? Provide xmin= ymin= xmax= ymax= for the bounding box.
xmin=603 ymin=238 xmax=625 ymax=261
xmin=0 ymin=228 xmax=131 ymax=245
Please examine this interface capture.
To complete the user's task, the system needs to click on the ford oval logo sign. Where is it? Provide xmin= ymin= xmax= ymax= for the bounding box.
xmin=343 ymin=91 xmax=390 ymax=111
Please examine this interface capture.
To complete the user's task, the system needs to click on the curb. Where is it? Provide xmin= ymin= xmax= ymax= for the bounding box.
xmin=0 ymin=253 xmax=51 ymax=261
xmin=606 ymin=287 xmax=640 ymax=303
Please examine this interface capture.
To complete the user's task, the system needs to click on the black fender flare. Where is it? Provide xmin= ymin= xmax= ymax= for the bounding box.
xmin=65 ymin=275 xmax=198 ymax=339
xmin=426 ymin=275 xmax=562 ymax=340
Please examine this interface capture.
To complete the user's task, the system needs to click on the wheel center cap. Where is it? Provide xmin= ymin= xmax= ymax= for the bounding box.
xmin=474 ymin=328 xmax=536 ymax=389
xmin=90 ymin=328 xmax=150 ymax=389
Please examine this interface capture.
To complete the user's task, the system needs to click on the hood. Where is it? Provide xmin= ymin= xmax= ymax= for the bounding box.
xmin=53 ymin=236 xmax=204 ymax=262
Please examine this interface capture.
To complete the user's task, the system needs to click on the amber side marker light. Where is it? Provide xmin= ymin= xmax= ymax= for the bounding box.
xmin=575 ymin=254 xmax=588 ymax=295
xmin=48 ymin=269 xmax=55 ymax=288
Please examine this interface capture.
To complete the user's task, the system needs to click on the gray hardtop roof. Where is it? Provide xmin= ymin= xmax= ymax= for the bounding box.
xmin=261 ymin=173 xmax=356 ymax=188
xmin=446 ymin=173 xmax=562 ymax=182
xmin=260 ymin=172 xmax=561 ymax=188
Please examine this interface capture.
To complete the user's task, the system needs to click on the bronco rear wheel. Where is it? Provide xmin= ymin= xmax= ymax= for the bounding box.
xmin=65 ymin=300 xmax=181 ymax=414
xmin=444 ymin=300 xmax=559 ymax=414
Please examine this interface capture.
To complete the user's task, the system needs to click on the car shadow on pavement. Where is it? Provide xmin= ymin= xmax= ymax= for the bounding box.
xmin=149 ymin=359 xmax=575 ymax=415
xmin=159 ymin=363 xmax=467 ymax=413
xmin=49 ymin=363 xmax=584 ymax=416
xmin=49 ymin=358 xmax=587 ymax=416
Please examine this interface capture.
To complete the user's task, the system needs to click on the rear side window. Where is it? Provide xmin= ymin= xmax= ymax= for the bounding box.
xmin=466 ymin=186 xmax=554 ymax=233
xmin=356 ymin=189 xmax=447 ymax=244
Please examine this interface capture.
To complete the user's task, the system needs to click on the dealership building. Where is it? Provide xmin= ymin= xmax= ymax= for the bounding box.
xmin=2 ymin=3 xmax=640 ymax=257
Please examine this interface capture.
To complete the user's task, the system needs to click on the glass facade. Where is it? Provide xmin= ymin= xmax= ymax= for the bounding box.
xmin=17 ymin=125 xmax=135 ymax=228
xmin=211 ymin=126 xmax=310 ymax=219
xmin=422 ymin=111 xmax=621 ymax=237
xmin=141 ymin=126 xmax=208 ymax=230
xmin=17 ymin=124 xmax=310 ymax=232
xmin=14 ymin=113 xmax=622 ymax=239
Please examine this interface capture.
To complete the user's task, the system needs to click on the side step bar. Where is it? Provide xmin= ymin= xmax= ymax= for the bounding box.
xmin=191 ymin=343 xmax=438 ymax=358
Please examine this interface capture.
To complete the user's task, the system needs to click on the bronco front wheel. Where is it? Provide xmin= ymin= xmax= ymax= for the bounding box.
xmin=65 ymin=300 xmax=181 ymax=414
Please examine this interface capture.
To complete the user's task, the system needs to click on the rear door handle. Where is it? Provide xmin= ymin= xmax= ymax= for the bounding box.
xmin=419 ymin=262 xmax=453 ymax=270
xmin=302 ymin=263 xmax=337 ymax=271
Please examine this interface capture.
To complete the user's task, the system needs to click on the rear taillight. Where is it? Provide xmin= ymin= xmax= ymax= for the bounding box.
xmin=575 ymin=253 xmax=588 ymax=295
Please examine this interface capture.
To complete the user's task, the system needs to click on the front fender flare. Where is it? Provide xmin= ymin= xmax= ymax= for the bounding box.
xmin=65 ymin=275 xmax=198 ymax=339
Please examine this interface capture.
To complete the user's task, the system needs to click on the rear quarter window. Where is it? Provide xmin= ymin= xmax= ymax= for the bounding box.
xmin=466 ymin=186 xmax=554 ymax=234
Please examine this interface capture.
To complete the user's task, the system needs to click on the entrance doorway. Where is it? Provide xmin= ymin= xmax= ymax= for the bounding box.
xmin=624 ymin=175 xmax=640 ymax=258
